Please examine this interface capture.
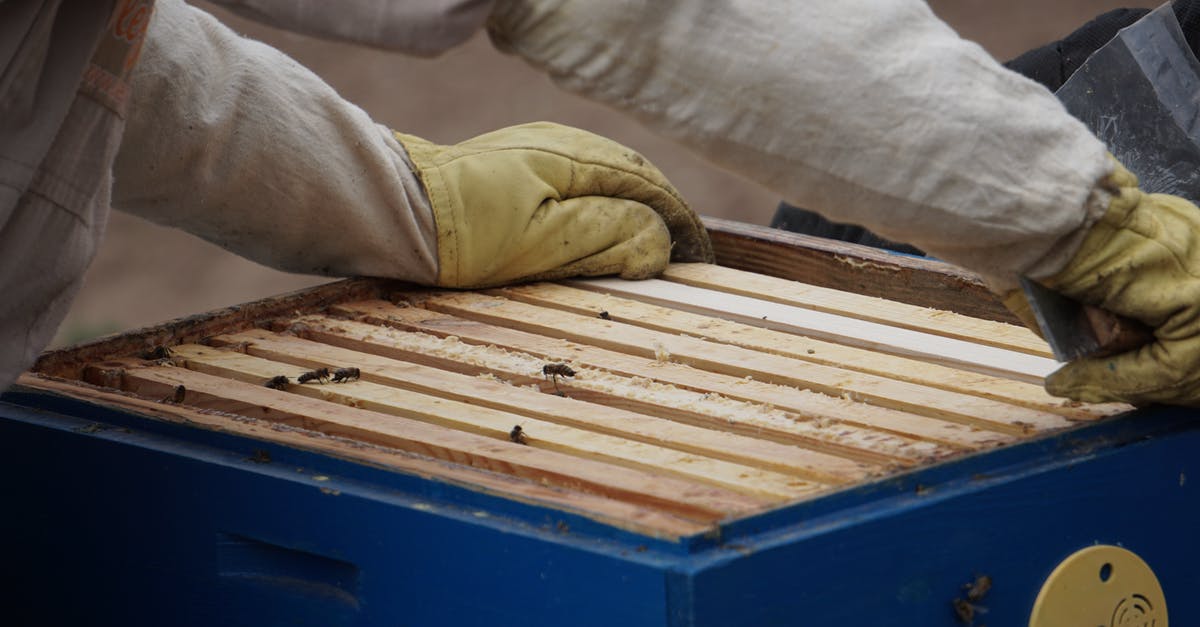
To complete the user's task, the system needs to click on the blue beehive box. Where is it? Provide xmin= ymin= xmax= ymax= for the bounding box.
xmin=3 ymin=221 xmax=1196 ymax=626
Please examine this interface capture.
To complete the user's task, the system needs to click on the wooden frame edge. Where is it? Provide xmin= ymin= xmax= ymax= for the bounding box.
xmin=703 ymin=217 xmax=1017 ymax=324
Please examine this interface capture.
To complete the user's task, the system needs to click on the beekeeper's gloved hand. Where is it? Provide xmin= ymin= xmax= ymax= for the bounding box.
xmin=394 ymin=122 xmax=712 ymax=288
xmin=1004 ymin=158 xmax=1200 ymax=406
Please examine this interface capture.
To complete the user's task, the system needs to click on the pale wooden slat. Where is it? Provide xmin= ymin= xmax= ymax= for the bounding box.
xmin=294 ymin=315 xmax=950 ymax=466
xmin=664 ymin=262 xmax=1051 ymax=356
xmin=400 ymin=293 xmax=1074 ymax=435
xmin=103 ymin=362 xmax=768 ymax=520
xmin=212 ymin=329 xmax=877 ymax=484
xmin=570 ymin=277 xmax=1058 ymax=383
xmin=16 ymin=373 xmax=711 ymax=539
xmin=169 ymin=344 xmax=822 ymax=500
xmin=320 ymin=305 xmax=1008 ymax=455
xmin=506 ymin=282 xmax=1121 ymax=421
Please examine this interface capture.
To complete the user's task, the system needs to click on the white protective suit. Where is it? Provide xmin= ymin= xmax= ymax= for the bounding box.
xmin=216 ymin=0 xmax=1115 ymax=287
xmin=1 ymin=0 xmax=1114 ymax=391
xmin=2 ymin=0 xmax=143 ymax=392
xmin=2 ymin=0 xmax=441 ymax=390
xmin=485 ymin=1 xmax=1115 ymax=286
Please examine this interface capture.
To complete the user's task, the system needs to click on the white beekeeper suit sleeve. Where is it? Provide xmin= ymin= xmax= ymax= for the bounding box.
xmin=1 ymin=0 xmax=138 ymax=393
xmin=484 ymin=0 xmax=1115 ymax=291
xmin=205 ymin=0 xmax=1114 ymax=290
xmin=116 ymin=0 xmax=704 ymax=288
xmin=207 ymin=0 xmax=495 ymax=57
xmin=112 ymin=0 xmax=441 ymax=282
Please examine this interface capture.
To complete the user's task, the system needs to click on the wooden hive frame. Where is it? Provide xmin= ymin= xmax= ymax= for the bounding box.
xmin=20 ymin=218 xmax=1128 ymax=540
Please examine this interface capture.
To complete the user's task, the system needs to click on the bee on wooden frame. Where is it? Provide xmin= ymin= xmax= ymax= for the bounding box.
xmin=542 ymin=362 xmax=576 ymax=394
xmin=141 ymin=345 xmax=174 ymax=361
xmin=331 ymin=367 xmax=360 ymax=383
xmin=161 ymin=384 xmax=186 ymax=404
xmin=297 ymin=367 xmax=330 ymax=384
xmin=509 ymin=424 xmax=529 ymax=445
xmin=264 ymin=375 xmax=290 ymax=390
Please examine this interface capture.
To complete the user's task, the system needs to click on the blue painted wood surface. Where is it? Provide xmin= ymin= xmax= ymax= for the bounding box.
xmin=672 ymin=405 xmax=1199 ymax=626
xmin=3 ymin=388 xmax=1197 ymax=626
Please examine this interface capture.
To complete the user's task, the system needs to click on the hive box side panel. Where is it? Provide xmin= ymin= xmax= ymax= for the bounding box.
xmin=0 ymin=395 xmax=677 ymax=627
xmin=675 ymin=409 xmax=1200 ymax=626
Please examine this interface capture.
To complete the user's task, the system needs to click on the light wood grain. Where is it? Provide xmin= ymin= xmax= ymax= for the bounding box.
xmin=663 ymin=263 xmax=1052 ymax=356
xmin=568 ymin=277 xmax=1057 ymax=382
xmin=169 ymin=344 xmax=822 ymax=500
xmin=321 ymin=304 xmax=1009 ymax=455
xmin=211 ymin=329 xmax=877 ymax=484
xmin=507 ymin=282 xmax=1116 ymax=422
xmin=391 ymin=293 xmax=1073 ymax=435
xmin=102 ymin=362 xmax=770 ymax=520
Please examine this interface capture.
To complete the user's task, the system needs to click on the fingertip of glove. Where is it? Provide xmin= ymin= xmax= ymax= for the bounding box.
xmin=1045 ymin=358 xmax=1138 ymax=405
xmin=1044 ymin=369 xmax=1086 ymax=401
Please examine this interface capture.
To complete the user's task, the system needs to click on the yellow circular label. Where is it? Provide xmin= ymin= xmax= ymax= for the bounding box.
xmin=1029 ymin=545 xmax=1166 ymax=627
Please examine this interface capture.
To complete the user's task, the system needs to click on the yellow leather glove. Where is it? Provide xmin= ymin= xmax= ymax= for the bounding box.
xmin=394 ymin=122 xmax=712 ymax=288
xmin=1004 ymin=159 xmax=1200 ymax=406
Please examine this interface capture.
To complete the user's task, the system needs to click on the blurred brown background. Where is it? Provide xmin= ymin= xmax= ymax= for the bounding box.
xmin=53 ymin=0 xmax=1161 ymax=345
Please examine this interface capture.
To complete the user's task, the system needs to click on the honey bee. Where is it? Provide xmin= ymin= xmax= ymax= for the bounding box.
xmin=161 ymin=384 xmax=186 ymax=403
xmin=964 ymin=574 xmax=992 ymax=602
xmin=542 ymin=363 xmax=576 ymax=394
xmin=951 ymin=598 xmax=975 ymax=625
xmin=264 ymin=375 xmax=290 ymax=390
xmin=542 ymin=363 xmax=575 ymax=380
xmin=331 ymin=367 xmax=360 ymax=383
xmin=509 ymin=425 xmax=529 ymax=445
xmin=951 ymin=573 xmax=991 ymax=625
xmin=598 ymin=310 xmax=612 ymax=320
xmin=297 ymin=368 xmax=330 ymax=384
xmin=141 ymin=345 xmax=174 ymax=360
